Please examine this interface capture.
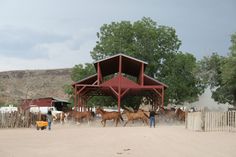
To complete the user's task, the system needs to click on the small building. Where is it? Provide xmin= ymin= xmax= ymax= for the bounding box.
xmin=20 ymin=97 xmax=70 ymax=112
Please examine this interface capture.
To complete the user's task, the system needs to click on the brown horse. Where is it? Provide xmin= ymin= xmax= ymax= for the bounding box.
xmin=66 ymin=111 xmax=94 ymax=124
xmin=122 ymin=109 xmax=149 ymax=126
xmin=175 ymin=108 xmax=186 ymax=121
xmin=157 ymin=106 xmax=176 ymax=122
xmin=96 ymin=108 xmax=123 ymax=127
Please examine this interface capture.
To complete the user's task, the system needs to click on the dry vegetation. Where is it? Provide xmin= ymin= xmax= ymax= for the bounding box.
xmin=0 ymin=68 xmax=72 ymax=105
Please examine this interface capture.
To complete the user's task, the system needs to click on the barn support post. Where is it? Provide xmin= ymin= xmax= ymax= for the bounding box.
xmin=118 ymin=95 xmax=121 ymax=113
xmin=80 ymin=97 xmax=83 ymax=112
xmin=84 ymin=95 xmax=90 ymax=111
xmin=139 ymin=63 xmax=144 ymax=86
xmin=161 ymin=86 xmax=164 ymax=107
xmin=77 ymin=94 xmax=80 ymax=111
xmin=83 ymin=97 xmax=86 ymax=111
xmin=118 ymin=55 xmax=122 ymax=112
xmin=74 ymin=86 xmax=77 ymax=111
xmin=81 ymin=97 xmax=84 ymax=111
xmin=83 ymin=97 xmax=87 ymax=111
xmin=118 ymin=82 xmax=121 ymax=112
xmin=79 ymin=96 xmax=82 ymax=112
xmin=97 ymin=62 xmax=102 ymax=85
xmin=83 ymin=98 xmax=86 ymax=111
xmin=77 ymin=86 xmax=87 ymax=112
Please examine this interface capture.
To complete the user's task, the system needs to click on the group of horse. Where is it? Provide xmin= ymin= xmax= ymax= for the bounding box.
xmin=50 ymin=106 xmax=186 ymax=127
xmin=157 ymin=106 xmax=186 ymax=122
xmin=50 ymin=110 xmax=95 ymax=124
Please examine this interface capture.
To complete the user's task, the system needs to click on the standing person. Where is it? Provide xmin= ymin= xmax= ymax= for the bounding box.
xmin=47 ymin=109 xmax=53 ymax=130
xmin=149 ymin=109 xmax=156 ymax=128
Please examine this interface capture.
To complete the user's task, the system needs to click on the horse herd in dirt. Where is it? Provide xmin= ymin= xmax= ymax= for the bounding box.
xmin=51 ymin=106 xmax=186 ymax=127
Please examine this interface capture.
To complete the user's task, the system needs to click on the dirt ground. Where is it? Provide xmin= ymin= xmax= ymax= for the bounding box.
xmin=0 ymin=122 xmax=236 ymax=157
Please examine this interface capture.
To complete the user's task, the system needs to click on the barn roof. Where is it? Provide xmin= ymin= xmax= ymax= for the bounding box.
xmin=93 ymin=53 xmax=148 ymax=77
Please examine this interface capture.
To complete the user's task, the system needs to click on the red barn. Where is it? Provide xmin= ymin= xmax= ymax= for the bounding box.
xmin=20 ymin=97 xmax=70 ymax=111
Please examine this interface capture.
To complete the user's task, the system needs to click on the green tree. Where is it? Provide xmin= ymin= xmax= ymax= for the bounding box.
xmin=198 ymin=33 xmax=236 ymax=106
xmin=212 ymin=33 xmax=236 ymax=105
xmin=71 ymin=63 xmax=95 ymax=82
xmin=196 ymin=53 xmax=224 ymax=88
xmin=91 ymin=17 xmax=181 ymax=77
xmin=160 ymin=52 xmax=204 ymax=104
xmin=90 ymin=17 xmax=202 ymax=105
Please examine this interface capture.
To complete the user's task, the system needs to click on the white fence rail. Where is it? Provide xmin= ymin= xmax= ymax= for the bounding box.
xmin=186 ymin=111 xmax=236 ymax=132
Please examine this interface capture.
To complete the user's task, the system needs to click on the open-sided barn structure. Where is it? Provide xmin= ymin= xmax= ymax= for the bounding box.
xmin=73 ymin=54 xmax=167 ymax=111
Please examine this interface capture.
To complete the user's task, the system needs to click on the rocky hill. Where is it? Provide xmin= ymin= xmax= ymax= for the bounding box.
xmin=0 ymin=68 xmax=73 ymax=105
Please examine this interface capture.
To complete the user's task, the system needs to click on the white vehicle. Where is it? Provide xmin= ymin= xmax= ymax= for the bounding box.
xmin=0 ymin=105 xmax=18 ymax=113
xmin=30 ymin=106 xmax=48 ymax=114
xmin=29 ymin=106 xmax=60 ymax=114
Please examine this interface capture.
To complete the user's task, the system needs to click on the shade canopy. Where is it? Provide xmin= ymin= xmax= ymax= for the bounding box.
xmin=73 ymin=53 xmax=167 ymax=111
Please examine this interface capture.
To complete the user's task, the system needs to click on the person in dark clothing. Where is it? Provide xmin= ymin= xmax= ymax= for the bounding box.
xmin=149 ymin=109 xmax=156 ymax=128
xmin=47 ymin=110 xmax=53 ymax=130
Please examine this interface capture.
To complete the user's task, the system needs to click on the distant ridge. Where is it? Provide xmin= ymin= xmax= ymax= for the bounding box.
xmin=0 ymin=68 xmax=73 ymax=105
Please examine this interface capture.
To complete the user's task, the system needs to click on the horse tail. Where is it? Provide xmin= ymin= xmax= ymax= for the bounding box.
xmin=119 ymin=113 xmax=124 ymax=121
xmin=143 ymin=112 xmax=149 ymax=118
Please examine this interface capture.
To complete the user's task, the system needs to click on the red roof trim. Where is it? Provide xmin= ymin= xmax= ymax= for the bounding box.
xmin=93 ymin=53 xmax=148 ymax=65
xmin=144 ymin=74 xmax=168 ymax=88
xmin=72 ymin=74 xmax=97 ymax=86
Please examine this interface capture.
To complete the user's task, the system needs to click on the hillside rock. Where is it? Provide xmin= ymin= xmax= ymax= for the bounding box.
xmin=0 ymin=68 xmax=73 ymax=105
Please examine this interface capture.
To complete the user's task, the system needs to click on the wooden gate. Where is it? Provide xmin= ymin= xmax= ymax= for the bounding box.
xmin=186 ymin=111 xmax=236 ymax=132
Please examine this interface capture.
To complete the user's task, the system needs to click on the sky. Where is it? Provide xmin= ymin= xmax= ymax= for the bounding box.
xmin=0 ymin=0 xmax=236 ymax=72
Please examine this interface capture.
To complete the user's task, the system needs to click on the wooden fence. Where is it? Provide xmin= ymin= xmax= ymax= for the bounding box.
xmin=0 ymin=111 xmax=45 ymax=128
xmin=186 ymin=111 xmax=236 ymax=132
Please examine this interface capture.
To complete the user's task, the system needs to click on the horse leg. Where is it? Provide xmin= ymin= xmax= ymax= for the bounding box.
xmin=124 ymin=120 xmax=129 ymax=127
xmin=52 ymin=115 xmax=57 ymax=124
xmin=115 ymin=118 xmax=120 ymax=127
xmin=100 ymin=120 xmax=103 ymax=126
xmin=140 ymin=118 xmax=145 ymax=126
xmin=87 ymin=116 xmax=91 ymax=125
xmin=103 ymin=120 xmax=106 ymax=127
xmin=77 ymin=117 xmax=81 ymax=125
xmin=145 ymin=118 xmax=149 ymax=126
xmin=60 ymin=113 xmax=63 ymax=124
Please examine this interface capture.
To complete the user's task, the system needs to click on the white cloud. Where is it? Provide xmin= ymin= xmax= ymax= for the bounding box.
xmin=0 ymin=0 xmax=236 ymax=71
xmin=0 ymin=27 xmax=95 ymax=71
xmin=0 ymin=26 xmax=70 ymax=59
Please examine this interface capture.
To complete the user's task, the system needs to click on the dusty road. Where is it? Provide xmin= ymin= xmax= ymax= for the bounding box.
xmin=0 ymin=124 xmax=235 ymax=157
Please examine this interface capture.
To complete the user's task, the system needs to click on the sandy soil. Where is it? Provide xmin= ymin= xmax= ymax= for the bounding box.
xmin=0 ymin=122 xmax=236 ymax=157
